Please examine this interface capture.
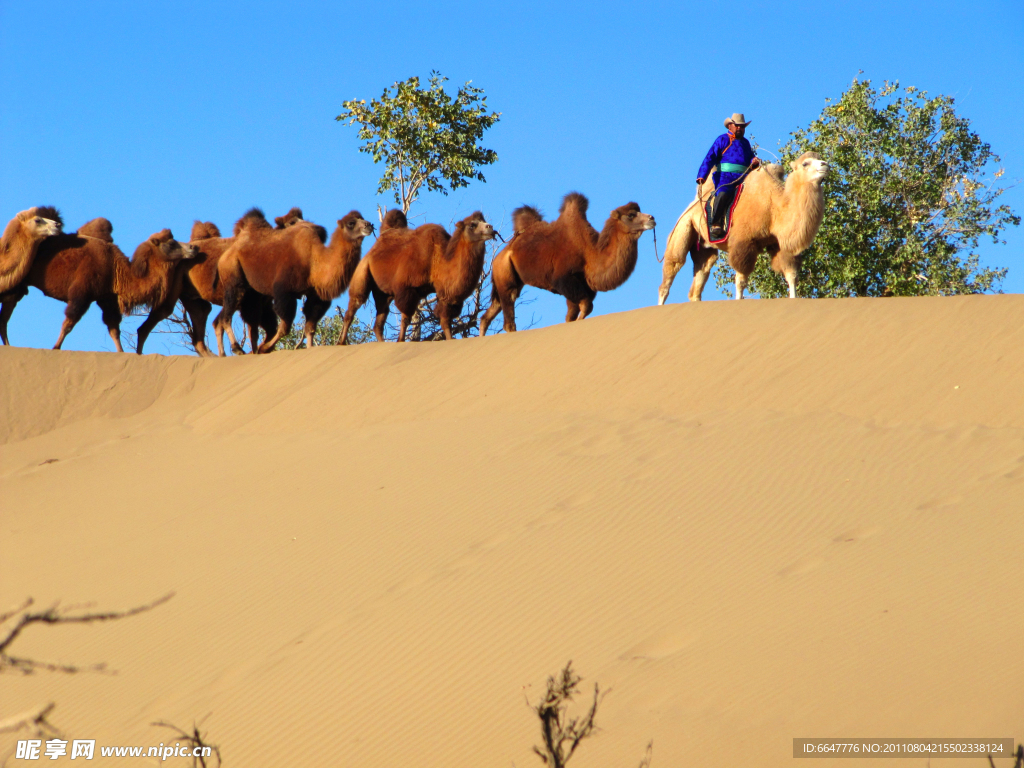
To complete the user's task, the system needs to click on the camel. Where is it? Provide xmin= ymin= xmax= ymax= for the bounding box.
xmin=152 ymin=207 xmax=307 ymax=357
xmin=340 ymin=211 xmax=496 ymax=343
xmin=479 ymin=193 xmax=655 ymax=334
xmin=0 ymin=208 xmax=64 ymax=339
xmin=658 ymin=151 xmax=829 ymax=303
xmin=0 ymin=221 xmax=196 ymax=351
xmin=217 ymin=210 xmax=374 ymax=353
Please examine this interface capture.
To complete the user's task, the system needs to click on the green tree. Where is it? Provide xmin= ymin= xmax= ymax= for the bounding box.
xmin=337 ymin=71 xmax=502 ymax=341
xmin=337 ymin=71 xmax=500 ymax=216
xmin=716 ymin=78 xmax=1019 ymax=298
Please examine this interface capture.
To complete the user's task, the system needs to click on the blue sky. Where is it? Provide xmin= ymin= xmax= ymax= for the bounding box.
xmin=2 ymin=0 xmax=1021 ymax=354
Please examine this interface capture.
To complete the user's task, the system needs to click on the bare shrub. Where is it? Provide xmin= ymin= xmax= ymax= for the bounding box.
xmin=152 ymin=717 xmax=221 ymax=768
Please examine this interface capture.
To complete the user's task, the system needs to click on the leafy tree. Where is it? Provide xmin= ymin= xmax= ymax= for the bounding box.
xmin=337 ymin=71 xmax=502 ymax=340
xmin=337 ymin=71 xmax=500 ymax=216
xmin=716 ymin=78 xmax=1019 ymax=298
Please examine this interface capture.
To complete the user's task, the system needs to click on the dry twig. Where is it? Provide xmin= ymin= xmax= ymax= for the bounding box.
xmin=0 ymin=593 xmax=174 ymax=675
xmin=151 ymin=717 xmax=222 ymax=768
xmin=531 ymin=661 xmax=606 ymax=768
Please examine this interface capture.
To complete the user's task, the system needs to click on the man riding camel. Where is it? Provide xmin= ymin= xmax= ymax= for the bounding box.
xmin=697 ymin=113 xmax=761 ymax=241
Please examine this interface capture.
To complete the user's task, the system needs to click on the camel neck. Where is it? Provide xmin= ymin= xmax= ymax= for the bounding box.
xmin=587 ymin=222 xmax=640 ymax=292
xmin=310 ymin=230 xmax=363 ymax=301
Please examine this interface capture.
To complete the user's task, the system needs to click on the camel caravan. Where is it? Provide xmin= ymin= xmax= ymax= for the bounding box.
xmin=0 ymin=114 xmax=829 ymax=355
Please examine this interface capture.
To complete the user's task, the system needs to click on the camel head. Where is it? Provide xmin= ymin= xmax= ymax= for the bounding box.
xmin=17 ymin=207 xmax=63 ymax=241
xmin=790 ymin=152 xmax=829 ymax=184
xmin=149 ymin=229 xmax=198 ymax=263
xmin=455 ymin=211 xmax=496 ymax=243
xmin=609 ymin=203 xmax=656 ymax=238
xmin=336 ymin=211 xmax=375 ymax=241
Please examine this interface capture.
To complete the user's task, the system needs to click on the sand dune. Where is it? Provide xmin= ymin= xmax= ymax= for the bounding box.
xmin=2 ymin=295 xmax=1022 ymax=767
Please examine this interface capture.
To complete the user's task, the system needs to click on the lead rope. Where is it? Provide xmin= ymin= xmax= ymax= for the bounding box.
xmin=653 ymin=226 xmax=661 ymax=263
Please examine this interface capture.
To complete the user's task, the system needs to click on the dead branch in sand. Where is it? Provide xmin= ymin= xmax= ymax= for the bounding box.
xmin=152 ymin=717 xmax=221 ymax=768
xmin=531 ymin=661 xmax=606 ymax=768
xmin=636 ymin=740 xmax=654 ymax=768
xmin=988 ymin=744 xmax=1024 ymax=768
xmin=0 ymin=703 xmax=63 ymax=768
xmin=0 ymin=592 xmax=174 ymax=675
xmin=0 ymin=702 xmax=61 ymax=738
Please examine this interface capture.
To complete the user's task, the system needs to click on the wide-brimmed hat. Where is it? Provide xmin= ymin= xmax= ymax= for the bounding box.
xmin=724 ymin=112 xmax=751 ymax=127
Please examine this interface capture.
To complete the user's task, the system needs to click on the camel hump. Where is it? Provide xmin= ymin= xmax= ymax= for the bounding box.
xmin=25 ymin=206 xmax=64 ymax=229
xmin=512 ymin=205 xmax=543 ymax=232
xmin=233 ymin=207 xmax=271 ymax=236
xmin=381 ymin=209 xmax=408 ymax=231
xmin=559 ymin=192 xmax=590 ymax=218
xmin=191 ymin=221 xmax=222 ymax=241
xmin=762 ymin=163 xmax=785 ymax=184
xmin=275 ymin=207 xmax=305 ymax=228
xmin=76 ymin=217 xmax=114 ymax=242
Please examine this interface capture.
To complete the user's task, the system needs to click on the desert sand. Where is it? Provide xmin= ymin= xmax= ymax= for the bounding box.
xmin=2 ymin=295 xmax=1022 ymax=767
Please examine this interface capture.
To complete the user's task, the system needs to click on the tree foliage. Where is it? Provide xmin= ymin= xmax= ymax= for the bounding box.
xmin=717 ymin=78 xmax=1018 ymax=298
xmin=337 ymin=71 xmax=501 ymax=215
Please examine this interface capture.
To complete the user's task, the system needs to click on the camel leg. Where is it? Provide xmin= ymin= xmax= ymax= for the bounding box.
xmin=182 ymin=297 xmax=214 ymax=357
xmin=135 ymin=300 xmax=175 ymax=355
xmin=299 ymin=294 xmax=331 ymax=349
xmin=780 ymin=256 xmax=799 ymax=298
xmin=219 ymin=280 xmax=247 ymax=355
xmin=368 ymin=287 xmax=392 ymax=342
xmin=438 ymin=300 xmax=464 ymax=340
xmin=728 ymin=243 xmax=760 ymax=302
xmin=340 ymin=294 xmax=366 ymax=345
xmin=52 ymin=297 xmax=91 ymax=351
xmin=258 ymin=299 xmax=278 ymax=353
xmin=238 ymin=293 xmax=266 ymax=353
xmin=734 ymin=272 xmax=749 ymax=300
xmin=96 ymin=297 xmax=124 ymax=352
xmin=688 ymin=248 xmax=719 ymax=302
xmin=258 ymin=290 xmax=297 ymax=354
xmin=658 ymin=257 xmax=686 ymax=305
xmin=211 ymin=310 xmax=230 ymax=357
xmin=0 ymin=289 xmax=27 ymax=345
xmin=479 ymin=297 xmax=502 ymax=336
xmin=485 ymin=251 xmax=522 ymax=334
xmin=578 ymin=294 xmax=595 ymax=320
xmin=565 ymin=299 xmax=580 ymax=322
xmin=394 ymin=291 xmax=423 ymax=343
xmin=397 ymin=312 xmax=412 ymax=342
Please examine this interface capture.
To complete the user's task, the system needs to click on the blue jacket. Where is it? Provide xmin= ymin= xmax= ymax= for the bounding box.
xmin=697 ymin=132 xmax=756 ymax=190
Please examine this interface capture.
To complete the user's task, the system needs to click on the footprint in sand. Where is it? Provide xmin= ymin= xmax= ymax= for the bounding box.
xmin=619 ymin=628 xmax=697 ymax=661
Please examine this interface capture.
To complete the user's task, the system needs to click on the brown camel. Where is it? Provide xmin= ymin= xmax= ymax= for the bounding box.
xmin=0 ymin=222 xmax=196 ymax=351
xmin=341 ymin=211 xmax=496 ymax=344
xmin=152 ymin=207 xmax=306 ymax=357
xmin=658 ymin=152 xmax=829 ymax=303
xmin=479 ymin=193 xmax=655 ymax=334
xmin=0 ymin=208 xmax=64 ymax=341
xmin=217 ymin=210 xmax=374 ymax=353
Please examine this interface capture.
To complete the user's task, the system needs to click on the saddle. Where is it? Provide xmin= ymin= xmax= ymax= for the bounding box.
xmin=704 ymin=183 xmax=744 ymax=245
